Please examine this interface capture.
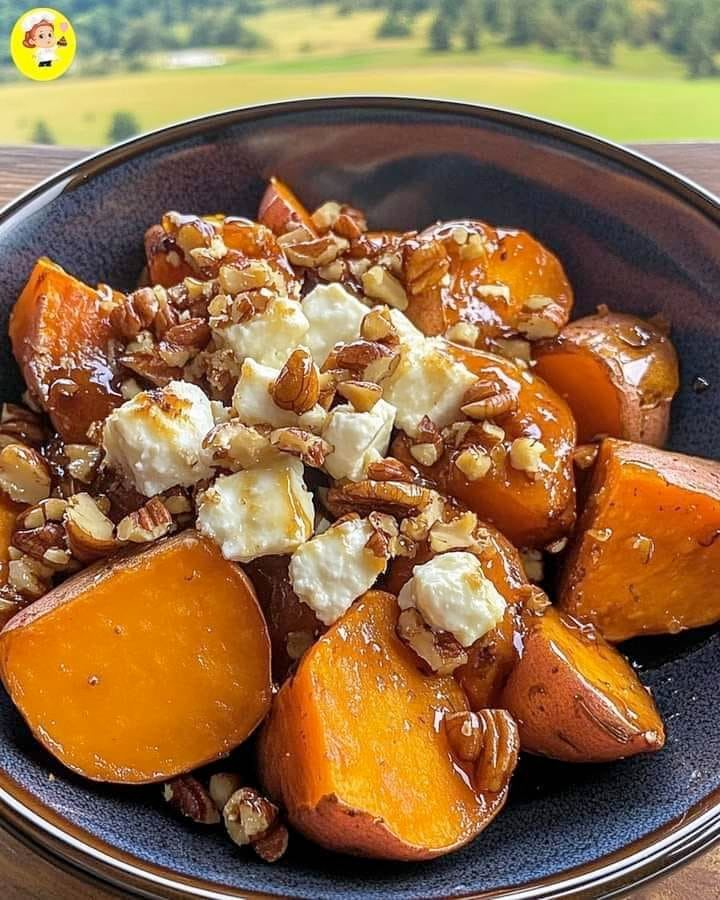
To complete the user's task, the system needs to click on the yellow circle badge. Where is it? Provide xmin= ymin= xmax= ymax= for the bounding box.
xmin=10 ymin=8 xmax=76 ymax=82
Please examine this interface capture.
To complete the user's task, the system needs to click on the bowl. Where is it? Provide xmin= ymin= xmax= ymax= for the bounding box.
xmin=0 ymin=97 xmax=719 ymax=900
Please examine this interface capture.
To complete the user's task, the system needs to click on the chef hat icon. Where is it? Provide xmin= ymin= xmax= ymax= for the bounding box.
xmin=22 ymin=10 xmax=56 ymax=32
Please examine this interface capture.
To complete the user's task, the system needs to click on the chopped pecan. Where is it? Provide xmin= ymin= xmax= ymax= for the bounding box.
xmin=120 ymin=349 xmax=183 ymax=387
xmin=12 ymin=522 xmax=66 ymax=562
xmin=117 ymin=497 xmax=173 ymax=543
xmin=360 ymin=306 xmax=399 ymax=346
xmin=0 ymin=444 xmax=51 ymax=505
xmin=323 ymin=340 xmax=398 ymax=379
xmin=365 ymin=457 xmax=414 ymax=484
xmin=405 ymin=240 xmax=450 ymax=295
xmin=271 ymin=348 xmax=319 ymax=414
xmin=473 ymin=709 xmax=520 ymax=795
xmin=110 ymin=287 xmax=159 ymax=340
xmin=8 ymin=553 xmax=54 ymax=599
xmin=396 ymin=607 xmax=468 ymax=675
xmin=365 ymin=510 xmax=399 ymax=558
xmin=64 ymin=492 xmax=119 ymax=561
xmin=163 ymin=776 xmax=220 ymax=825
xmin=0 ymin=403 xmax=46 ymax=448
xmin=326 ymin=479 xmax=433 ymax=519
xmin=444 ymin=711 xmax=483 ymax=762
xmin=283 ymin=234 xmax=348 ymax=269
xmin=223 ymin=787 xmax=287 ymax=862
xmin=162 ymin=318 xmax=211 ymax=351
xmin=64 ymin=444 xmax=103 ymax=484
xmin=208 ymin=773 xmax=244 ymax=812
xmin=218 ymin=260 xmax=273 ymax=295
xmin=203 ymin=421 xmax=271 ymax=470
xmin=270 ymin=427 xmax=331 ymax=467
xmin=461 ymin=379 xmax=518 ymax=420
xmin=361 ymin=266 xmax=408 ymax=310
xmin=336 ymin=380 xmax=383 ymax=413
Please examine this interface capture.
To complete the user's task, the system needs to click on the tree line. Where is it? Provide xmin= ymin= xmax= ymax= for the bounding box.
xmin=373 ymin=0 xmax=720 ymax=76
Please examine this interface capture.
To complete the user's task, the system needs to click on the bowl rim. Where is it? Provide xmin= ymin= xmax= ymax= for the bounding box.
xmin=0 ymin=94 xmax=718 ymax=900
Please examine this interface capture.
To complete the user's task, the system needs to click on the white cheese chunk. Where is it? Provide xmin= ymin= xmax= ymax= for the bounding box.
xmin=289 ymin=517 xmax=387 ymax=625
xmin=102 ymin=380 xmax=214 ymax=496
xmin=397 ymin=551 xmax=506 ymax=647
xmin=212 ymin=296 xmax=310 ymax=368
xmin=321 ymin=399 xmax=396 ymax=481
xmin=301 ymin=282 xmax=368 ymax=365
xmin=380 ymin=338 xmax=476 ymax=438
xmin=196 ymin=456 xmax=314 ymax=563
xmin=232 ymin=358 xmax=326 ymax=432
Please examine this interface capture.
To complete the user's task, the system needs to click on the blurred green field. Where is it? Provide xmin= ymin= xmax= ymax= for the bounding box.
xmin=1 ymin=4 xmax=719 ymax=145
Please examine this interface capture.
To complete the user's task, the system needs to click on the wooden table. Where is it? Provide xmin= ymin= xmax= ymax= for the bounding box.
xmin=0 ymin=142 xmax=718 ymax=899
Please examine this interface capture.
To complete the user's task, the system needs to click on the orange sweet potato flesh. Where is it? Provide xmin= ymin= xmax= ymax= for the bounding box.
xmin=246 ymin=555 xmax=323 ymax=682
xmin=9 ymin=258 xmax=121 ymax=442
xmin=385 ymin=521 xmax=528 ymax=710
xmin=258 ymin=590 xmax=513 ymax=860
xmin=0 ymin=531 xmax=271 ymax=783
xmin=559 ymin=438 xmax=720 ymax=642
xmin=534 ymin=311 xmax=679 ymax=446
xmin=257 ymin=176 xmax=316 ymax=236
xmin=501 ymin=607 xmax=665 ymax=763
xmin=392 ymin=342 xmax=576 ymax=547
xmin=403 ymin=221 xmax=573 ymax=343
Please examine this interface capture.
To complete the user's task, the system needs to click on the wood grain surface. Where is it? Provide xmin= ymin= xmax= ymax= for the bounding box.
xmin=0 ymin=141 xmax=718 ymax=899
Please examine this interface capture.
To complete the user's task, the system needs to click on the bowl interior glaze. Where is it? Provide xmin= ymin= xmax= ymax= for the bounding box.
xmin=0 ymin=98 xmax=719 ymax=900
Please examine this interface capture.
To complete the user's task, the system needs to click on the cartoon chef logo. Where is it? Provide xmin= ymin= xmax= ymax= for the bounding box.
xmin=10 ymin=8 xmax=76 ymax=81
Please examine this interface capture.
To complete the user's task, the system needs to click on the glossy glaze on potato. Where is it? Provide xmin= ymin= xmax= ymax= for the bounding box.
xmin=402 ymin=220 xmax=573 ymax=344
xmin=559 ymin=438 xmax=720 ymax=642
xmin=501 ymin=607 xmax=665 ymax=762
xmin=534 ymin=311 xmax=679 ymax=445
xmin=393 ymin=342 xmax=576 ymax=547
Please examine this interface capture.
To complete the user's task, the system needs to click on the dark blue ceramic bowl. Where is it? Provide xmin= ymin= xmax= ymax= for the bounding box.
xmin=0 ymin=97 xmax=719 ymax=900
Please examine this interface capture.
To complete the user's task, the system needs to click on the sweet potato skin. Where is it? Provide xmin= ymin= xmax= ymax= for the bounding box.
xmin=0 ymin=531 xmax=272 ymax=783
xmin=385 ymin=521 xmax=528 ymax=709
xmin=534 ymin=311 xmax=679 ymax=446
xmin=9 ymin=258 xmax=121 ymax=442
xmin=403 ymin=221 xmax=573 ymax=343
xmin=559 ymin=438 xmax=720 ymax=642
xmin=501 ymin=607 xmax=665 ymax=763
xmin=258 ymin=591 xmax=510 ymax=860
xmin=392 ymin=342 xmax=576 ymax=547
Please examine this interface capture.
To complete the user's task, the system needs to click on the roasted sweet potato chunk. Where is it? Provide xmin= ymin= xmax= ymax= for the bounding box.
xmin=403 ymin=220 xmax=572 ymax=344
xmin=9 ymin=258 xmax=121 ymax=442
xmin=392 ymin=342 xmax=576 ymax=547
xmin=259 ymin=591 xmax=517 ymax=860
xmin=501 ymin=607 xmax=665 ymax=763
xmin=258 ymin=176 xmax=316 ymax=236
xmin=559 ymin=438 xmax=720 ymax=642
xmin=534 ymin=311 xmax=679 ymax=446
xmin=0 ymin=531 xmax=271 ymax=783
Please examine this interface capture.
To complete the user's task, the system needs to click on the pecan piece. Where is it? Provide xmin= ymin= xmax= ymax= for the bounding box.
xmin=110 ymin=287 xmax=159 ymax=340
xmin=360 ymin=306 xmax=399 ymax=345
xmin=12 ymin=522 xmax=66 ymax=562
xmin=223 ymin=787 xmax=288 ymax=863
xmin=0 ymin=403 xmax=46 ymax=449
xmin=163 ymin=775 xmax=220 ymax=825
xmin=162 ymin=318 xmax=211 ymax=351
xmin=120 ymin=350 xmax=183 ymax=387
xmin=444 ymin=711 xmax=483 ymax=762
xmin=64 ymin=492 xmax=119 ymax=561
xmin=461 ymin=379 xmax=518 ymax=420
xmin=0 ymin=444 xmax=51 ymax=505
xmin=361 ymin=266 xmax=408 ymax=310
xmin=323 ymin=340 xmax=398 ymax=379
xmin=336 ymin=380 xmax=383 ymax=413
xmin=396 ymin=607 xmax=468 ymax=675
xmin=270 ymin=427 xmax=332 ymax=467
xmin=208 ymin=773 xmax=244 ymax=812
xmin=117 ymin=497 xmax=173 ymax=543
xmin=326 ymin=479 xmax=433 ymax=519
xmin=365 ymin=457 xmax=415 ymax=484
xmin=271 ymin=348 xmax=319 ymax=414
xmin=473 ymin=709 xmax=520 ymax=795
xmin=405 ymin=240 xmax=450 ymax=295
